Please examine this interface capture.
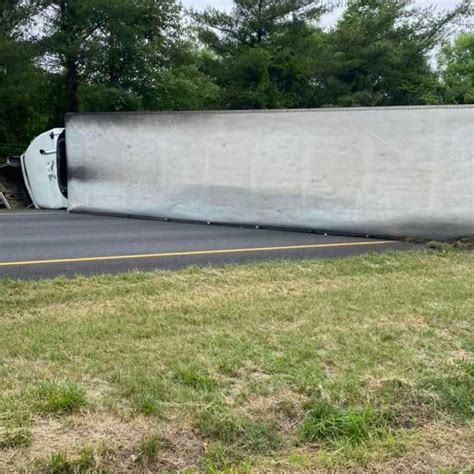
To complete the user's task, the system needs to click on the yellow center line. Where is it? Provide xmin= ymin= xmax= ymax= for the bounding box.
xmin=0 ymin=241 xmax=395 ymax=267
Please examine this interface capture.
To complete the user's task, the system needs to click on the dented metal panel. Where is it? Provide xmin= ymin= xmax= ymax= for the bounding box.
xmin=66 ymin=106 xmax=474 ymax=240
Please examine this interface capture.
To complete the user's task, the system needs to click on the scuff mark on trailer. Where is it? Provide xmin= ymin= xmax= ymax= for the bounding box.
xmin=65 ymin=106 xmax=474 ymax=240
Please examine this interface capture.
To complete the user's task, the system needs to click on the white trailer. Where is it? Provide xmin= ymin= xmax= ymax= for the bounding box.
xmin=18 ymin=105 xmax=474 ymax=240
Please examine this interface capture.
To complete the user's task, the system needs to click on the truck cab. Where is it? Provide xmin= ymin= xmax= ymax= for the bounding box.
xmin=21 ymin=128 xmax=68 ymax=209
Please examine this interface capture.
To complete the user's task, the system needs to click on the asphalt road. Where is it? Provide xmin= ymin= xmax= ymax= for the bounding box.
xmin=0 ymin=211 xmax=415 ymax=279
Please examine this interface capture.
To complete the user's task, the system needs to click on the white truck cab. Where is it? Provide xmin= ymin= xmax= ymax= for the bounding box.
xmin=21 ymin=128 xmax=68 ymax=209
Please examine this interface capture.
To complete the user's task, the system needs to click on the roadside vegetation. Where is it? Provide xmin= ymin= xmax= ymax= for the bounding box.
xmin=0 ymin=248 xmax=473 ymax=472
xmin=2 ymin=0 xmax=473 ymax=159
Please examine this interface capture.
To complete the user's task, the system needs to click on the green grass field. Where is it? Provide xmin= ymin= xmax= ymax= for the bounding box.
xmin=0 ymin=248 xmax=473 ymax=472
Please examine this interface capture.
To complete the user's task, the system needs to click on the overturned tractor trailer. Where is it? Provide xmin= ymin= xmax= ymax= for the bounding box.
xmin=11 ymin=105 xmax=474 ymax=240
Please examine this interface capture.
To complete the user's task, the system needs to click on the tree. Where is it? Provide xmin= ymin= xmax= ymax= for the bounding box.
xmin=316 ymin=0 xmax=472 ymax=107
xmin=438 ymin=32 xmax=474 ymax=104
xmin=191 ymin=0 xmax=325 ymax=51
xmin=27 ymin=0 xmax=219 ymax=114
xmin=78 ymin=0 xmax=182 ymax=111
xmin=193 ymin=0 xmax=472 ymax=109
xmin=0 ymin=0 xmax=51 ymax=158
xmin=191 ymin=0 xmax=327 ymax=109
xmin=23 ymin=0 xmax=183 ymax=112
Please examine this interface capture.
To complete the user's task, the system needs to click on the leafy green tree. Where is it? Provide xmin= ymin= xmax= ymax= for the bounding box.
xmin=26 ymin=0 xmax=181 ymax=112
xmin=78 ymin=0 xmax=181 ymax=111
xmin=192 ymin=0 xmax=325 ymax=50
xmin=315 ymin=0 xmax=472 ymax=107
xmin=148 ymin=47 xmax=221 ymax=111
xmin=22 ymin=0 xmax=216 ymax=113
xmin=193 ymin=0 xmax=472 ymax=109
xmin=191 ymin=0 xmax=326 ymax=109
xmin=0 ymin=0 xmax=50 ymax=158
xmin=438 ymin=32 xmax=474 ymax=104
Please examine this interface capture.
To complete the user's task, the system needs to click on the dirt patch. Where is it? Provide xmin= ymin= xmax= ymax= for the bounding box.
xmin=376 ymin=423 xmax=474 ymax=473
xmin=0 ymin=412 xmax=206 ymax=472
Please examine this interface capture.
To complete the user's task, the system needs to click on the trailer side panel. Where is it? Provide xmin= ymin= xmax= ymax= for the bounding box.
xmin=66 ymin=106 xmax=474 ymax=239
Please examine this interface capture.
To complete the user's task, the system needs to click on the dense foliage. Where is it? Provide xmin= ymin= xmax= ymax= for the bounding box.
xmin=0 ymin=0 xmax=472 ymax=157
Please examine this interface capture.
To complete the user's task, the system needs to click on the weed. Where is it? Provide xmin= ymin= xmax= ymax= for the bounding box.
xmin=176 ymin=368 xmax=218 ymax=391
xmin=298 ymin=400 xmax=386 ymax=445
xmin=315 ymin=430 xmax=414 ymax=468
xmin=0 ymin=427 xmax=32 ymax=449
xmin=32 ymin=381 xmax=86 ymax=415
xmin=203 ymin=442 xmax=234 ymax=471
xmin=197 ymin=405 xmax=283 ymax=456
xmin=134 ymin=393 xmax=161 ymax=416
xmin=76 ymin=446 xmax=95 ymax=470
xmin=34 ymin=447 xmax=95 ymax=473
xmin=47 ymin=451 xmax=70 ymax=473
xmin=287 ymin=452 xmax=311 ymax=467
xmin=422 ymin=361 xmax=474 ymax=419
xmin=138 ymin=434 xmax=161 ymax=464
xmin=204 ymin=442 xmax=253 ymax=473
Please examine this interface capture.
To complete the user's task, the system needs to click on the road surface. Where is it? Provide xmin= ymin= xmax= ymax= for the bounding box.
xmin=0 ymin=211 xmax=415 ymax=279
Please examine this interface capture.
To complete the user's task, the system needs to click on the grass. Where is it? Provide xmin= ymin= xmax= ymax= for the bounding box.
xmin=196 ymin=404 xmax=283 ymax=457
xmin=32 ymin=381 xmax=87 ymax=415
xmin=138 ymin=434 xmax=162 ymax=465
xmin=298 ymin=400 xmax=384 ymax=444
xmin=33 ymin=447 xmax=95 ymax=473
xmin=0 ymin=428 xmax=31 ymax=449
xmin=0 ymin=248 xmax=473 ymax=472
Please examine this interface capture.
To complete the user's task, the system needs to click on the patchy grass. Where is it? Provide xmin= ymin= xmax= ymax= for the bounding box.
xmin=0 ymin=248 xmax=473 ymax=472
xmin=32 ymin=381 xmax=87 ymax=415
xmin=196 ymin=403 xmax=283 ymax=460
xmin=298 ymin=400 xmax=386 ymax=445
xmin=137 ymin=434 xmax=162 ymax=465
xmin=0 ymin=428 xmax=32 ymax=449
xmin=33 ymin=447 xmax=95 ymax=473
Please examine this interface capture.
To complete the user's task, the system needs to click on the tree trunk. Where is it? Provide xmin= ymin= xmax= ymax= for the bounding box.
xmin=59 ymin=0 xmax=79 ymax=112
xmin=257 ymin=0 xmax=264 ymax=43
xmin=65 ymin=56 xmax=79 ymax=112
